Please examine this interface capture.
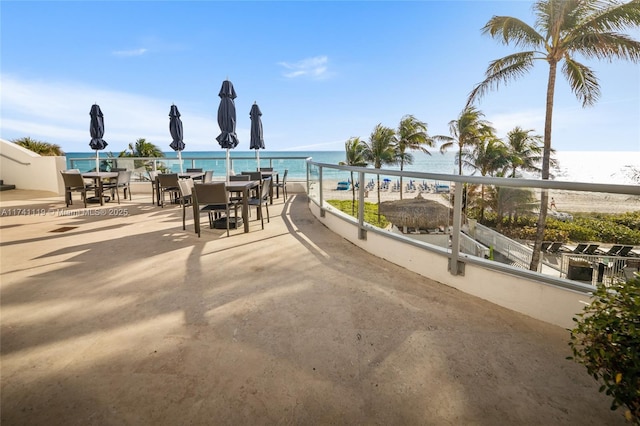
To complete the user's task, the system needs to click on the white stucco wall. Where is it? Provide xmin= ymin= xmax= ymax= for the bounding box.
xmin=0 ymin=139 xmax=66 ymax=194
xmin=310 ymin=201 xmax=591 ymax=329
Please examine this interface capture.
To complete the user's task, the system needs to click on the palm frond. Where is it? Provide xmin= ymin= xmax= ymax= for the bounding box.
xmin=467 ymin=51 xmax=539 ymax=105
xmin=568 ymin=32 xmax=640 ymax=60
xmin=581 ymin=0 xmax=640 ymax=33
xmin=482 ymin=16 xmax=545 ymax=48
xmin=561 ymin=57 xmax=600 ymax=106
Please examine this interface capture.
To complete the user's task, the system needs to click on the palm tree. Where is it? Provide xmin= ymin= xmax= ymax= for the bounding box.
xmin=467 ymin=0 xmax=640 ymax=271
xmin=435 ymin=106 xmax=495 ymax=176
xmin=119 ymin=138 xmax=164 ymax=158
xmin=503 ymin=127 xmax=545 ymax=178
xmin=396 ymin=115 xmax=434 ymax=199
xmin=361 ymin=124 xmax=399 ymax=223
xmin=339 ymin=137 xmax=368 ymax=215
xmin=12 ymin=137 xmax=64 ymax=156
xmin=462 ymin=135 xmax=509 ymax=221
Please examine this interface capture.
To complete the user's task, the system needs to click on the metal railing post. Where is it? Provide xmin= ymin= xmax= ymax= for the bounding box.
xmin=358 ymin=171 xmax=366 ymax=240
xmin=449 ymin=182 xmax=465 ymax=275
xmin=319 ymin=166 xmax=325 ymax=217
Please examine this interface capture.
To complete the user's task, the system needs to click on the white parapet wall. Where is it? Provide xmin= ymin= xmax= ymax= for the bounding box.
xmin=309 ymin=201 xmax=591 ymax=329
xmin=0 ymin=139 xmax=66 ymax=194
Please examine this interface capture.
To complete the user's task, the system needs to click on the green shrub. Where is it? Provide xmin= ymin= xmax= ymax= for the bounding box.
xmin=568 ymin=278 xmax=640 ymax=423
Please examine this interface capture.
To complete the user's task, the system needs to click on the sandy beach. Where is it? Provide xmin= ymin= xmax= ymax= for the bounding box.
xmin=320 ymin=180 xmax=640 ymax=214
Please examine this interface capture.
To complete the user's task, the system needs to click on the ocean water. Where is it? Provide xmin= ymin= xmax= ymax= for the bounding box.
xmin=66 ymin=150 xmax=639 ymax=185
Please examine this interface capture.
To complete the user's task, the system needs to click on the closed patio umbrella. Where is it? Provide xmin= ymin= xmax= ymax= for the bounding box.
xmin=249 ymin=102 xmax=264 ymax=171
xmin=215 ymin=79 xmax=239 ymax=180
xmin=89 ymin=104 xmax=108 ymax=172
xmin=169 ymin=104 xmax=185 ymax=173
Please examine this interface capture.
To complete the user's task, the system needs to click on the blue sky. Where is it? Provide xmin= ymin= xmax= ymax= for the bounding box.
xmin=1 ymin=1 xmax=639 ymax=153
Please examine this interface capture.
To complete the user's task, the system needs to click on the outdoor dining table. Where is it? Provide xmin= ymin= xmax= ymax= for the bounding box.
xmin=224 ymin=180 xmax=260 ymax=233
xmin=81 ymin=171 xmax=118 ymax=206
xmin=178 ymin=171 xmax=205 ymax=180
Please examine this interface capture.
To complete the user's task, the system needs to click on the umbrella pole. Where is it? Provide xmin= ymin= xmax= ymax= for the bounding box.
xmin=95 ymin=150 xmax=99 ymax=172
xmin=178 ymin=151 xmax=183 ymax=173
xmin=256 ymin=150 xmax=260 ymax=171
xmin=226 ymin=148 xmax=230 ymax=181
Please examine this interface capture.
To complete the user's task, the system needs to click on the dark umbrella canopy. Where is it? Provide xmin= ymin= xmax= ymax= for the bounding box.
xmin=169 ymin=104 xmax=185 ymax=152
xmin=89 ymin=104 xmax=107 ymax=150
xmin=216 ymin=80 xmax=239 ymax=149
xmin=249 ymin=102 xmax=264 ymax=150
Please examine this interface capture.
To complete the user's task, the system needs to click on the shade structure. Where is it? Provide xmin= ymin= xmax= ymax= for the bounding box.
xmin=89 ymin=104 xmax=107 ymax=172
xmin=379 ymin=195 xmax=451 ymax=230
xmin=215 ymin=80 xmax=239 ymax=180
xmin=169 ymin=104 xmax=185 ymax=173
xmin=249 ymin=102 xmax=264 ymax=170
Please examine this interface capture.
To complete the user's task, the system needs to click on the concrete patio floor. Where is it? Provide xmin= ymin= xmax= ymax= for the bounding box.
xmin=0 ymin=188 xmax=625 ymax=425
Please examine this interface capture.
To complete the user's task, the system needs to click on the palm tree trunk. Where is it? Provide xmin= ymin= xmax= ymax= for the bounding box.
xmin=399 ymin=162 xmax=404 ymax=200
xmin=458 ymin=149 xmax=463 ymax=175
xmin=529 ymin=60 xmax=557 ymax=271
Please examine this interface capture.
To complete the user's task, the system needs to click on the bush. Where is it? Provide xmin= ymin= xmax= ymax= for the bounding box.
xmin=568 ymin=277 xmax=640 ymax=423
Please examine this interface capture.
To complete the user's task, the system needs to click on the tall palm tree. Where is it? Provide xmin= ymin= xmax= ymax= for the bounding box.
xmin=339 ymin=137 xmax=368 ymax=215
xmin=503 ymin=126 xmax=549 ymax=178
xmin=396 ymin=115 xmax=434 ymax=199
xmin=13 ymin=137 xmax=64 ymax=156
xmin=361 ymin=124 xmax=399 ymax=223
xmin=467 ymin=0 xmax=640 ymax=271
xmin=435 ymin=106 xmax=495 ymax=176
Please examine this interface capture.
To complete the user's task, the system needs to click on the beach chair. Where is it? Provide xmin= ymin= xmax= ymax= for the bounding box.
xmin=602 ymin=245 xmax=623 ymax=256
xmin=547 ymin=242 xmax=564 ymax=254
xmin=617 ymin=245 xmax=635 ymax=257
xmin=572 ymin=243 xmax=588 ymax=254
xmin=584 ymin=244 xmax=600 ymax=255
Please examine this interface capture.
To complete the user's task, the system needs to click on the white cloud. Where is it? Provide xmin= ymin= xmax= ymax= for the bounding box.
xmin=278 ymin=55 xmax=331 ymax=80
xmin=112 ymin=48 xmax=148 ymax=57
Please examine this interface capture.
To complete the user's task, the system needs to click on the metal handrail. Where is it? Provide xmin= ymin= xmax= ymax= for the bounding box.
xmin=0 ymin=153 xmax=31 ymax=166
xmin=306 ymin=159 xmax=640 ymax=293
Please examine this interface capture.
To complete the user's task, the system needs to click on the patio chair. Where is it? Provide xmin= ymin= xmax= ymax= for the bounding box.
xmin=248 ymin=178 xmax=272 ymax=230
xmin=177 ymin=178 xmax=195 ymax=230
xmin=274 ymin=169 xmax=288 ymax=200
xmin=148 ymin=170 xmax=159 ymax=204
xmin=259 ymin=167 xmax=273 ymax=172
xmin=114 ymin=170 xmax=132 ymax=201
xmin=540 ymin=241 xmax=552 ymax=252
xmin=192 ymin=182 xmax=239 ymax=237
xmin=229 ymin=174 xmax=250 ymax=202
xmin=203 ymin=170 xmax=213 ymax=183
xmin=157 ymin=173 xmax=180 ymax=207
xmin=241 ymin=171 xmax=263 ymax=198
xmin=60 ymin=171 xmax=93 ymax=208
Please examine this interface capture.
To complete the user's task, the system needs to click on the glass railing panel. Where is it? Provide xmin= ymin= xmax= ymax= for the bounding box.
xmin=307 ymin=163 xmax=320 ymax=202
